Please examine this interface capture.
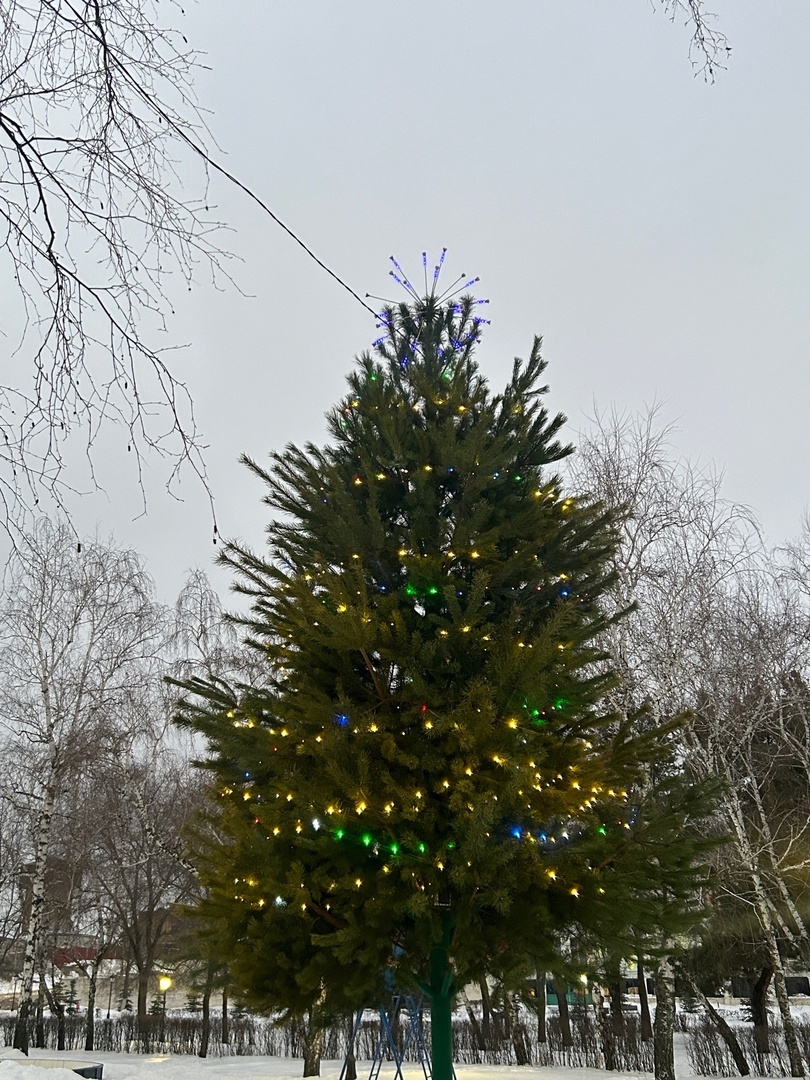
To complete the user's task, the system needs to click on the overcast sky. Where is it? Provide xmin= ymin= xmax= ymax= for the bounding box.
xmin=66 ymin=1 xmax=810 ymax=603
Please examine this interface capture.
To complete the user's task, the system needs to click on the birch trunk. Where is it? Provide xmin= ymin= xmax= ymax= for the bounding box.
xmin=684 ymin=972 xmax=750 ymax=1076
xmin=767 ymin=935 xmax=804 ymax=1077
xmin=13 ymin=774 xmax=57 ymax=1054
xmin=653 ymin=955 xmax=676 ymax=1080
xmin=592 ymin=984 xmax=617 ymax=1071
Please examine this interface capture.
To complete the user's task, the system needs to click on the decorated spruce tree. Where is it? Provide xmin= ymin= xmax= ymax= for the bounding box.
xmin=176 ymin=268 xmax=710 ymax=1080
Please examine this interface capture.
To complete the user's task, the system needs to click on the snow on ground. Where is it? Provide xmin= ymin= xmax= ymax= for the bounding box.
xmin=0 ymin=1037 xmax=697 ymax=1080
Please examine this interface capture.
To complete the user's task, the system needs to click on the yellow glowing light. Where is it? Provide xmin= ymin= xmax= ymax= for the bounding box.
xmin=355 ymin=878 xmax=362 ymax=888
xmin=272 ymin=827 xmax=280 ymax=835
xmin=337 ymin=604 xmax=347 ymax=613
xmin=415 ymin=790 xmax=423 ymax=799
xmin=470 ymin=550 xmax=480 ymax=559
xmin=465 ymin=767 xmax=473 ymax=776
xmin=461 ymin=625 xmax=471 ymax=633
xmin=507 ymin=718 xmax=518 ymax=729
xmin=446 ymin=550 xmax=456 ymax=558
xmin=356 ymin=801 xmax=367 ymax=814
xmin=424 ymin=465 xmax=433 ymax=472
xmin=384 ymin=802 xmax=394 ymax=814
xmin=424 ymin=720 xmax=433 ymax=730
xmin=376 ymin=472 xmax=386 ymax=480
xmin=369 ymin=723 xmax=378 ymax=732
xmin=326 ymin=805 xmax=336 ymax=815
xmin=570 ymin=887 xmax=580 ymax=898
xmin=547 ymin=869 xmax=557 ymax=880
xmin=351 ymin=553 xmax=360 ymax=560
xmin=159 ymin=976 xmax=172 ymax=993
xmin=286 ymin=793 xmax=293 ymax=801
xmin=353 ymin=477 xmax=363 ymax=486
xmin=242 ymin=792 xmax=250 ymax=801
xmin=442 ymin=780 xmax=450 ymax=789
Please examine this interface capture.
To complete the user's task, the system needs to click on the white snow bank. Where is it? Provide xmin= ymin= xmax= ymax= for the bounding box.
xmin=0 ymin=1064 xmax=89 ymax=1080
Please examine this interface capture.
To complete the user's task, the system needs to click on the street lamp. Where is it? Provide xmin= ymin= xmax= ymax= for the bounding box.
xmin=159 ymin=976 xmax=172 ymax=1016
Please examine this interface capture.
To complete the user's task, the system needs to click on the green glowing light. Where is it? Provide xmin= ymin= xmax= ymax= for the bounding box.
xmin=598 ymin=826 xmax=607 ymax=836
xmin=404 ymin=583 xmax=418 ymax=597
xmin=335 ymin=829 xmax=345 ymax=840
xmin=362 ymin=833 xmax=373 ymax=847
xmin=418 ymin=842 xmax=427 ymax=854
xmin=390 ymin=843 xmax=399 ymax=855
xmin=427 ymin=586 xmax=439 ymax=595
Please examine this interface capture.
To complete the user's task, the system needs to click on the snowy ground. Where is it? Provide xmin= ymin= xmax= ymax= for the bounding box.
xmin=0 ymin=1039 xmax=696 ymax=1080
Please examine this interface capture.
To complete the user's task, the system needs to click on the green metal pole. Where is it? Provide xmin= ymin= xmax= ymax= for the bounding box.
xmin=429 ymin=914 xmax=455 ymax=1080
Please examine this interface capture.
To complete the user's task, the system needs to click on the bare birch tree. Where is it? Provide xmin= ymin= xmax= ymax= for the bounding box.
xmin=0 ymin=0 xmax=233 ymax=523
xmin=0 ymin=518 xmax=165 ymax=1051
xmin=655 ymin=0 xmax=731 ymax=79
xmin=572 ymin=407 xmax=810 ymax=1076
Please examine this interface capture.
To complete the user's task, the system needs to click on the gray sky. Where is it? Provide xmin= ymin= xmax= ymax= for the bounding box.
xmin=68 ymin=1 xmax=810 ymax=602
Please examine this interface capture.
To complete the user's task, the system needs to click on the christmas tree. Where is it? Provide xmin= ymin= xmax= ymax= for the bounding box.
xmin=176 ymin=259 xmax=710 ymax=1080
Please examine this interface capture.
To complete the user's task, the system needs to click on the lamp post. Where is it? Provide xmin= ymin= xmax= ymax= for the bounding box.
xmin=158 ymin=976 xmax=172 ymax=1044
xmin=159 ymin=976 xmax=172 ymax=1016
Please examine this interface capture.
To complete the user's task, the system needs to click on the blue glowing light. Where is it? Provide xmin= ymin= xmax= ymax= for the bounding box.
xmin=334 ymin=713 xmax=349 ymax=727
